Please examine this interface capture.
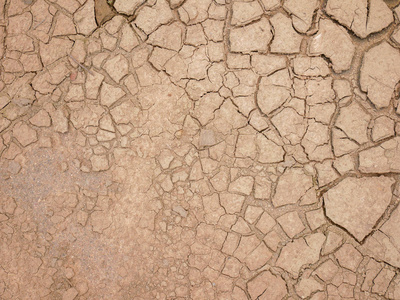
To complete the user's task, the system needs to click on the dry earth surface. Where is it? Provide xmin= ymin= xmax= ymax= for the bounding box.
xmin=1 ymin=0 xmax=400 ymax=299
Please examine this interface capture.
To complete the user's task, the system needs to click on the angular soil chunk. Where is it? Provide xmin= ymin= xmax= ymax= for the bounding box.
xmin=324 ymin=176 xmax=394 ymax=242
xmin=231 ymin=1 xmax=263 ymax=26
xmin=360 ymin=42 xmax=400 ymax=109
xmin=178 ymin=0 xmax=213 ymax=25
xmin=13 ymin=122 xmax=38 ymax=147
xmin=247 ymin=271 xmax=287 ymax=299
xmin=271 ymin=107 xmax=307 ymax=144
xmin=148 ymin=22 xmax=184 ymax=51
xmin=309 ymin=18 xmax=355 ymax=73
xmin=371 ymin=116 xmax=395 ymax=142
xmin=276 ymin=233 xmax=325 ymax=277
xmin=333 ymin=100 xmax=371 ymax=155
xmin=334 ymin=244 xmax=363 ymax=271
xmin=257 ymin=69 xmax=291 ymax=115
xmin=292 ymin=56 xmax=330 ymax=77
xmin=362 ymin=205 xmax=400 ymax=268
xmin=392 ymin=25 xmax=400 ymax=45
xmin=270 ymin=12 xmax=303 ymax=54
xmin=283 ymin=0 xmax=319 ymax=33
xmin=74 ymin=0 xmax=97 ymax=36
xmin=134 ymin=0 xmax=173 ymax=34
xmin=326 ymin=0 xmax=393 ymax=38
xmin=114 ymin=0 xmax=144 ymax=15
xmin=251 ymin=54 xmax=286 ymax=76
xmin=273 ymin=168 xmax=314 ymax=207
xmin=359 ymin=137 xmax=400 ymax=173
xmin=229 ymin=17 xmax=273 ymax=53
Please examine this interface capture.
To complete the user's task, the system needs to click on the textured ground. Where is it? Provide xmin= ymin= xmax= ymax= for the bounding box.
xmin=1 ymin=0 xmax=400 ymax=299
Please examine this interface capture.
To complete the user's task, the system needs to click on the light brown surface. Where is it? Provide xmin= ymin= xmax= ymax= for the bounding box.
xmin=1 ymin=0 xmax=400 ymax=299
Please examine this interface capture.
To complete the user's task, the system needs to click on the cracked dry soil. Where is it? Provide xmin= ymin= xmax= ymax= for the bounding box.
xmin=1 ymin=0 xmax=400 ymax=299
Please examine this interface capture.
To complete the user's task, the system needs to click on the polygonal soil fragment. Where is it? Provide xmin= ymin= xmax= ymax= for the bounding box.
xmin=309 ymin=18 xmax=355 ymax=73
xmin=371 ymin=116 xmax=395 ymax=142
xmin=229 ymin=17 xmax=273 ymax=53
xmin=114 ymin=0 xmax=145 ymax=15
xmin=193 ymin=92 xmax=224 ymax=125
xmin=283 ymin=0 xmax=319 ymax=33
xmin=235 ymin=128 xmax=285 ymax=163
xmin=229 ymin=176 xmax=254 ymax=196
xmin=74 ymin=0 xmax=98 ymax=35
xmin=295 ymin=270 xmax=324 ymax=298
xmin=251 ymin=53 xmax=286 ymax=76
xmin=40 ymin=38 xmax=74 ymax=66
xmin=301 ymin=119 xmax=332 ymax=161
xmin=334 ymin=243 xmax=363 ymax=271
xmin=326 ymin=0 xmax=393 ymax=38
xmin=13 ymin=122 xmax=38 ymax=147
xmin=360 ymin=42 xmax=400 ymax=109
xmin=231 ymin=1 xmax=263 ymax=26
xmin=292 ymin=56 xmax=330 ymax=77
xmin=95 ymin=0 xmax=116 ymax=25
xmin=134 ymin=0 xmax=174 ymax=34
xmin=277 ymin=211 xmax=305 ymax=238
xmin=29 ymin=110 xmax=51 ymax=127
xmin=247 ymin=271 xmax=287 ymax=299
xmin=260 ymin=0 xmax=281 ymax=11
xmin=100 ymin=82 xmax=126 ymax=107
xmin=148 ymin=22 xmax=184 ymax=51
xmin=271 ymin=107 xmax=307 ymax=144
xmin=276 ymin=233 xmax=325 ymax=277
xmin=362 ymin=204 xmax=400 ymax=268
xmin=270 ymin=12 xmax=303 ymax=54
xmin=256 ymin=134 xmax=285 ymax=164
xmin=273 ymin=168 xmax=314 ymax=207
xmin=103 ymin=54 xmax=129 ymax=83
xmin=333 ymin=100 xmax=371 ymax=156
xmin=359 ymin=137 xmax=400 ymax=173
xmin=257 ymin=69 xmax=291 ymax=115
xmin=53 ymin=12 xmax=76 ymax=36
xmin=324 ymin=176 xmax=394 ymax=242
xmin=178 ymin=0 xmax=213 ymax=25
xmin=392 ymin=26 xmax=400 ymax=45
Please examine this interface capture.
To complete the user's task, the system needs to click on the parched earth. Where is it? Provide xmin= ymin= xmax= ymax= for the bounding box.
xmin=1 ymin=0 xmax=400 ymax=299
